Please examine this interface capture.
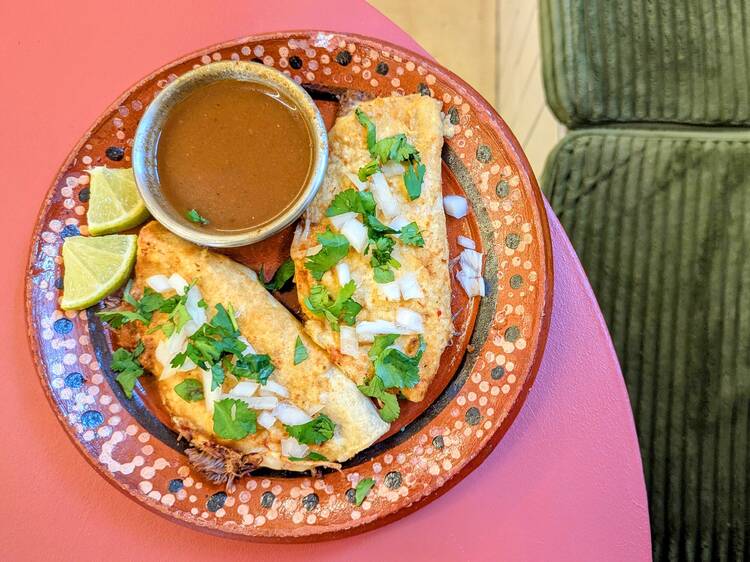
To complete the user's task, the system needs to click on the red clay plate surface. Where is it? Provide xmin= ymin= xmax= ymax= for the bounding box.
xmin=25 ymin=31 xmax=553 ymax=541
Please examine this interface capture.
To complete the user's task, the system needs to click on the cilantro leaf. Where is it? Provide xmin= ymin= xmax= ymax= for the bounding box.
xmin=358 ymin=159 xmax=380 ymax=181
xmin=98 ymin=284 xmax=179 ymax=328
xmin=365 ymin=213 xmax=399 ymax=238
xmin=303 ymin=281 xmax=362 ymax=331
xmin=358 ymin=375 xmax=400 ymax=422
xmin=111 ymin=341 xmax=145 ymax=399
xmin=355 ymin=108 xmax=377 ymax=151
xmin=373 ymin=335 xmax=426 ymax=389
xmin=213 ymin=398 xmax=257 ymax=440
xmin=186 ymin=209 xmax=209 ymax=225
xmin=294 ymin=336 xmax=308 ymax=365
xmin=403 ymin=160 xmax=426 ymax=200
xmin=233 ymin=353 xmax=274 ymax=384
xmin=174 ymin=378 xmax=204 ymax=402
xmin=285 ymin=414 xmax=336 ymax=445
xmin=369 ymin=236 xmax=400 ymax=284
xmin=354 ymin=478 xmax=376 ymax=506
xmin=398 ymin=221 xmax=425 ymax=247
xmin=288 ymin=451 xmax=329 ymax=462
xmin=304 ymin=229 xmax=350 ymax=281
xmin=371 ymin=133 xmax=418 ymax=164
xmin=368 ymin=334 xmax=400 ymax=360
xmin=326 ymin=189 xmax=376 ymax=218
xmin=259 ymin=259 xmax=295 ymax=292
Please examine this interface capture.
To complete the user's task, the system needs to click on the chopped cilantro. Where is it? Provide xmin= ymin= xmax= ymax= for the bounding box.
xmin=371 ymin=334 xmax=426 ymax=389
xmin=288 ymin=451 xmax=329 ymax=462
xmin=354 ymin=478 xmax=376 ymax=506
xmin=285 ymin=414 xmax=335 ymax=445
xmin=398 ymin=221 xmax=425 ymax=247
xmin=293 ymin=336 xmax=308 ymax=365
xmin=403 ymin=160 xmax=426 ymax=200
xmin=303 ymin=280 xmax=362 ymax=331
xmin=173 ymin=378 xmax=204 ymax=402
xmin=355 ymin=108 xmax=377 ymax=151
xmin=186 ymin=209 xmax=209 ymax=225
xmin=213 ymin=398 xmax=257 ymax=440
xmin=304 ymin=229 xmax=350 ymax=281
xmin=110 ymin=341 xmax=145 ymax=399
xmin=354 ymin=109 xmax=424 ymax=199
xmin=358 ymin=159 xmax=380 ymax=181
xmin=97 ymin=282 xmax=179 ymax=328
xmin=259 ymin=259 xmax=295 ymax=292
xmin=326 ymin=189 xmax=376 ymax=218
xmin=358 ymin=375 xmax=400 ymax=422
xmin=171 ymin=303 xmax=275 ymax=389
xmin=369 ymin=236 xmax=400 ymax=284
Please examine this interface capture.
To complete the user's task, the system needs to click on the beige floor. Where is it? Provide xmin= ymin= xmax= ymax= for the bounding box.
xmin=369 ymin=0 xmax=564 ymax=177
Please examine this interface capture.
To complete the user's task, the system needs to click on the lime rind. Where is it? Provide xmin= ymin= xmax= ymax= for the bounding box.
xmin=60 ymin=234 xmax=137 ymax=310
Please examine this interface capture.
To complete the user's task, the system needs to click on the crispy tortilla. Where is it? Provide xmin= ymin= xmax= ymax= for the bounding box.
xmin=116 ymin=222 xmax=389 ymax=482
xmin=290 ymin=94 xmax=452 ymax=402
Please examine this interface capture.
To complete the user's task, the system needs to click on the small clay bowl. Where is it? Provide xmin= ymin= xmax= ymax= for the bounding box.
xmin=132 ymin=60 xmax=328 ymax=248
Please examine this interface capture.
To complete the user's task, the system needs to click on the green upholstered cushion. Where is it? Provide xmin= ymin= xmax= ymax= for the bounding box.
xmin=540 ymin=0 xmax=750 ymax=127
xmin=542 ymin=128 xmax=750 ymax=561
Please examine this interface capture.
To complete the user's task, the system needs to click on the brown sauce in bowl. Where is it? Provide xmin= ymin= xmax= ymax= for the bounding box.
xmin=156 ymin=79 xmax=313 ymax=232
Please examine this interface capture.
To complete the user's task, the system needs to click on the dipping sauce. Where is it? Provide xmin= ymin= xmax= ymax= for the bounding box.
xmin=156 ymin=79 xmax=313 ymax=232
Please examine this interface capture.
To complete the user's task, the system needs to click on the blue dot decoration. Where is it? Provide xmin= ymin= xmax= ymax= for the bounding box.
xmin=53 ymin=318 xmax=74 ymax=334
xmin=168 ymin=479 xmax=184 ymax=493
xmin=81 ymin=410 xmax=104 ymax=429
xmin=60 ymin=225 xmax=80 ymax=239
xmin=206 ymin=492 xmax=227 ymax=512
xmin=64 ymin=372 xmax=84 ymax=388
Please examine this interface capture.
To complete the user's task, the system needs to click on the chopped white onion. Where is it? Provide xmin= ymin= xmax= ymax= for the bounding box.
xmin=202 ymin=369 xmax=221 ymax=414
xmin=340 ymin=326 xmax=359 ymax=356
xmin=398 ymin=272 xmax=424 ymax=300
xmin=146 ymin=274 xmax=171 ymax=293
xmin=228 ymin=381 xmax=259 ymax=398
xmin=235 ymin=395 xmax=278 ymax=410
xmin=273 ymin=402 xmax=313 ymax=425
xmin=395 ymin=307 xmax=424 ymax=333
xmin=355 ymin=320 xmax=405 ymax=342
xmin=381 ymin=160 xmax=404 ymax=177
xmin=340 ymin=217 xmax=368 ymax=253
xmin=457 ymin=235 xmax=476 ymax=250
xmin=257 ymin=411 xmax=277 ymax=429
xmin=237 ymin=335 xmax=257 ymax=355
xmin=329 ymin=211 xmax=357 ymax=230
xmin=371 ymin=172 xmax=400 ymax=218
xmin=389 ymin=215 xmax=411 ymax=231
xmin=281 ymin=437 xmax=309 ymax=459
xmin=443 ymin=195 xmax=468 ymax=219
xmin=456 ymin=269 xmax=486 ymax=298
xmin=168 ymin=273 xmax=189 ymax=294
xmin=379 ymin=281 xmax=401 ymax=301
xmin=184 ymin=284 xmax=206 ymax=329
xmin=335 ymin=262 xmax=351 ymax=286
xmin=305 ymin=244 xmax=323 ymax=257
xmin=262 ymin=379 xmax=289 ymax=398
xmin=343 ymin=169 xmax=368 ymax=191
xmin=459 ymin=249 xmax=484 ymax=276
xmin=156 ymin=329 xmax=190 ymax=379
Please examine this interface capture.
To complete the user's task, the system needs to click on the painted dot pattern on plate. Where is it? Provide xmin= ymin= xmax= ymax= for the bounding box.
xmin=26 ymin=31 xmax=551 ymax=541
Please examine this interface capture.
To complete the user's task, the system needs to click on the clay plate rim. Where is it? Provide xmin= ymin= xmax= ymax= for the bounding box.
xmin=24 ymin=30 xmax=554 ymax=542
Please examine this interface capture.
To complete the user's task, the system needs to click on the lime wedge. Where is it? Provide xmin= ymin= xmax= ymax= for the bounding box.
xmin=86 ymin=167 xmax=149 ymax=235
xmin=60 ymin=235 xmax=137 ymax=310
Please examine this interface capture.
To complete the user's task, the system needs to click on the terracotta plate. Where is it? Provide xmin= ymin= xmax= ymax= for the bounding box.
xmin=25 ymin=31 xmax=553 ymax=541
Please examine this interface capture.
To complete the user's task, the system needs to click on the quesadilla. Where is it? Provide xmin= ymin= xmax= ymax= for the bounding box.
xmin=290 ymin=94 xmax=452 ymax=405
xmin=113 ymin=222 xmax=388 ymax=483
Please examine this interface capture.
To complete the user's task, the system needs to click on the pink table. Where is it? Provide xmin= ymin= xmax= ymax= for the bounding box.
xmin=0 ymin=1 xmax=650 ymax=560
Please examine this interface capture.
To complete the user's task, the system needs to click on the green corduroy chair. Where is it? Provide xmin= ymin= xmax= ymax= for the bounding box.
xmin=539 ymin=1 xmax=750 ymax=560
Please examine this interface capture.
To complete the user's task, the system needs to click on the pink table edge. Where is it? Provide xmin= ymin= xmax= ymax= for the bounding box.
xmin=0 ymin=1 xmax=651 ymax=560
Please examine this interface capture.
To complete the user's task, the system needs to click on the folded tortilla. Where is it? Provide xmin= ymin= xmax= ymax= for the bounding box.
xmin=290 ymin=94 xmax=452 ymax=402
xmin=117 ymin=222 xmax=388 ymax=482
